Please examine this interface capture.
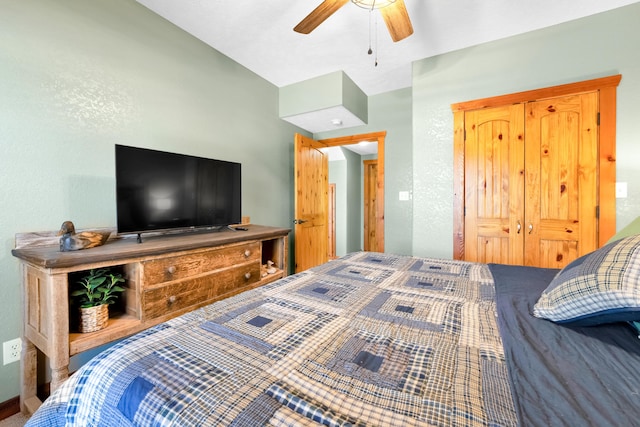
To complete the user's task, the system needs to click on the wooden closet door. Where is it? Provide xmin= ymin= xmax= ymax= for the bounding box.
xmin=524 ymin=93 xmax=599 ymax=268
xmin=464 ymin=104 xmax=525 ymax=265
xmin=452 ymin=76 xmax=619 ymax=265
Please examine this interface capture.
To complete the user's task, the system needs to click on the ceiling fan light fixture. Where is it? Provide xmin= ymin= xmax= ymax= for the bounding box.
xmin=351 ymin=0 xmax=397 ymax=10
xmin=294 ymin=0 xmax=412 ymax=43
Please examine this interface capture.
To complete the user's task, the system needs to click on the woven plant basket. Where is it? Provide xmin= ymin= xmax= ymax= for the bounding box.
xmin=79 ymin=304 xmax=109 ymax=333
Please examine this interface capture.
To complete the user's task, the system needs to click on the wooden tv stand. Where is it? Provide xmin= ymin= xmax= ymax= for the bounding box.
xmin=12 ymin=224 xmax=289 ymax=415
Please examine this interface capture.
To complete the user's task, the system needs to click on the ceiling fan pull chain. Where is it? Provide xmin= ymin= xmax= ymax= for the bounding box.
xmin=375 ymin=10 xmax=379 ymax=66
xmin=368 ymin=8 xmax=373 ymax=55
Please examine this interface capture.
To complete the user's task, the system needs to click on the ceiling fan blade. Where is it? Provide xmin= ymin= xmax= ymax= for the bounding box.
xmin=380 ymin=0 xmax=414 ymax=42
xmin=294 ymin=0 xmax=350 ymax=34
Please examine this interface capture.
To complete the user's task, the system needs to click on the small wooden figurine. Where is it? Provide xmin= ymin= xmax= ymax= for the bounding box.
xmin=266 ymin=260 xmax=277 ymax=274
xmin=260 ymin=260 xmax=278 ymax=277
xmin=58 ymin=221 xmax=111 ymax=252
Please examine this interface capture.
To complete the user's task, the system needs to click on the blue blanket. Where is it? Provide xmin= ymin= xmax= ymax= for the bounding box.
xmin=490 ymin=263 xmax=640 ymax=426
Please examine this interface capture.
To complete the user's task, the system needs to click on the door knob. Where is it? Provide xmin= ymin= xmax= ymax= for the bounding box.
xmin=517 ymin=221 xmax=521 ymax=234
xmin=293 ymin=219 xmax=308 ymax=224
xmin=529 ymin=223 xmax=533 ymax=234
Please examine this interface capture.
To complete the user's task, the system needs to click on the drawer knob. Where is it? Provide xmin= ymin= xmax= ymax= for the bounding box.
xmin=244 ymin=249 xmax=251 ymax=258
xmin=167 ymin=266 xmax=176 ymax=274
xmin=244 ymin=272 xmax=251 ymax=280
xmin=168 ymin=295 xmax=177 ymax=304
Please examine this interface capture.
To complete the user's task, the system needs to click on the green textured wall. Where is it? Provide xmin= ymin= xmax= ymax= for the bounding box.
xmin=279 ymin=71 xmax=367 ymax=123
xmin=279 ymin=71 xmax=343 ymax=118
xmin=329 ymin=160 xmax=348 ymax=256
xmin=343 ymin=147 xmax=363 ymax=253
xmin=0 ymin=0 xmax=301 ymax=402
xmin=412 ymin=3 xmax=640 ymax=259
xmin=341 ymin=73 xmax=368 ymax=125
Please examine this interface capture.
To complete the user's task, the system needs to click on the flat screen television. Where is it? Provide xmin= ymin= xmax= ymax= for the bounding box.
xmin=115 ymin=145 xmax=241 ymax=236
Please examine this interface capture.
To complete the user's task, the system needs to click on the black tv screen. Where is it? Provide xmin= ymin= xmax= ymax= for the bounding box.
xmin=115 ymin=145 xmax=241 ymax=235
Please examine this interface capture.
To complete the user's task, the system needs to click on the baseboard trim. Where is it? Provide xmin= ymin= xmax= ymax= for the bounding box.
xmin=0 ymin=381 xmax=51 ymax=420
xmin=0 ymin=396 xmax=20 ymax=421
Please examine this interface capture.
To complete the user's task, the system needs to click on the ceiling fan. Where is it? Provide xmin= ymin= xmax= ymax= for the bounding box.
xmin=294 ymin=0 xmax=414 ymax=42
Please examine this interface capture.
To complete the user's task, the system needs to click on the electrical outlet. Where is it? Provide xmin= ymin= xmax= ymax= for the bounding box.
xmin=3 ymin=338 xmax=22 ymax=365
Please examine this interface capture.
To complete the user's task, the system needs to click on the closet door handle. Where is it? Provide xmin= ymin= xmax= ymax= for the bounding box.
xmin=528 ymin=223 xmax=533 ymax=234
xmin=517 ymin=221 xmax=521 ymax=234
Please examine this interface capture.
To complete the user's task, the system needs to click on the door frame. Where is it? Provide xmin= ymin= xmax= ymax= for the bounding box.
xmin=363 ymin=159 xmax=378 ymax=252
xmin=328 ymin=183 xmax=337 ymax=259
xmin=318 ymin=131 xmax=386 ymax=252
xmin=451 ymin=74 xmax=621 ymax=260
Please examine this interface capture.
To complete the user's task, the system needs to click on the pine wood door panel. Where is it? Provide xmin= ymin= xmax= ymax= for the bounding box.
xmin=524 ymin=93 xmax=598 ymax=268
xmin=464 ymin=104 xmax=525 ymax=265
xmin=328 ymin=183 xmax=336 ymax=259
xmin=539 ymin=240 xmax=579 ymax=268
xmin=471 ymin=231 xmax=511 ymax=264
xmin=294 ymin=133 xmax=328 ymax=273
xmin=452 ymin=76 xmax=620 ymax=266
xmin=363 ymin=160 xmax=378 ymax=251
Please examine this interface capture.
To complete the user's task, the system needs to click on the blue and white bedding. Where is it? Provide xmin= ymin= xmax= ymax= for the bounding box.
xmin=26 ymin=251 xmax=640 ymax=426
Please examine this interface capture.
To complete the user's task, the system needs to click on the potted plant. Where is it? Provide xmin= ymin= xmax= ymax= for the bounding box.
xmin=70 ymin=268 xmax=125 ymax=333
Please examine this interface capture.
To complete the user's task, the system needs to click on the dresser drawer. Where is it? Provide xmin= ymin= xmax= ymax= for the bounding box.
xmin=142 ymin=242 xmax=260 ymax=286
xmin=141 ymin=261 xmax=261 ymax=320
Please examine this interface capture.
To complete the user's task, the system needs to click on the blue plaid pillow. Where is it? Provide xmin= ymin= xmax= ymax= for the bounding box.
xmin=533 ymin=233 xmax=640 ymax=326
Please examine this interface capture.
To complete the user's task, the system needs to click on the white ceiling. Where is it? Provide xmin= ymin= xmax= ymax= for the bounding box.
xmin=135 ymin=0 xmax=638 ymax=97
xmin=324 ymin=141 xmax=378 ymax=161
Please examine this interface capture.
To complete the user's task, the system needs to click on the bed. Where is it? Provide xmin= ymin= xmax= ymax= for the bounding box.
xmin=26 ymin=234 xmax=640 ymax=426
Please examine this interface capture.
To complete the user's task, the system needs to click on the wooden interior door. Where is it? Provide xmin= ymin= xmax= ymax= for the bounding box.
xmin=453 ymin=76 xmax=620 ymax=265
xmin=363 ymin=160 xmax=378 ymax=251
xmin=524 ymin=92 xmax=599 ymax=268
xmin=461 ymin=93 xmax=600 ymax=268
xmin=294 ymin=133 xmax=328 ymax=272
xmin=464 ymin=104 xmax=525 ymax=265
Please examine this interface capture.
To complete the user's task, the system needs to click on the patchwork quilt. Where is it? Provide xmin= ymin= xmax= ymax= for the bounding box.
xmin=28 ymin=252 xmax=517 ymax=426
